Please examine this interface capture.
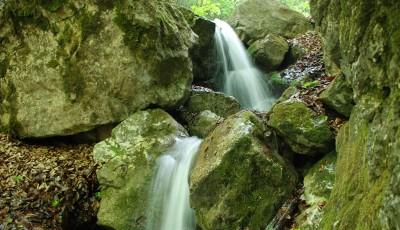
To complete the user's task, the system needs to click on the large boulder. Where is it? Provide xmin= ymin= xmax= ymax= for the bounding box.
xmin=190 ymin=111 xmax=298 ymax=229
xmin=230 ymin=0 xmax=312 ymax=45
xmin=295 ymin=152 xmax=336 ymax=229
xmin=311 ymin=0 xmax=400 ymax=229
xmin=319 ymin=74 xmax=354 ymax=117
xmin=268 ymin=100 xmax=334 ymax=155
xmin=248 ymin=34 xmax=289 ymax=72
xmin=0 ymin=0 xmax=196 ymax=138
xmin=93 ymin=109 xmax=187 ymax=230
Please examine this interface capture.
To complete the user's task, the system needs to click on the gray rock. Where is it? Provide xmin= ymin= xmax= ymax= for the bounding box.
xmin=0 ymin=0 xmax=196 ymax=138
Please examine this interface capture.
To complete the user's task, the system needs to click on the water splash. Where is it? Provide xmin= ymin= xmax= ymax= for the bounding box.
xmin=214 ymin=19 xmax=276 ymax=111
xmin=145 ymin=137 xmax=202 ymax=230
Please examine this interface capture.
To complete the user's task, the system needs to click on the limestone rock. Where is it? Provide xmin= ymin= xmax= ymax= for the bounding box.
xmin=93 ymin=109 xmax=187 ymax=230
xmin=190 ymin=111 xmax=298 ymax=229
xmin=0 ymin=0 xmax=195 ymax=138
xmin=311 ymin=0 xmax=400 ymax=228
xmin=268 ymin=100 xmax=334 ymax=155
xmin=248 ymin=34 xmax=289 ymax=71
xmin=295 ymin=152 xmax=336 ymax=229
xmin=319 ymin=75 xmax=354 ymax=117
xmin=231 ymin=0 xmax=312 ymax=44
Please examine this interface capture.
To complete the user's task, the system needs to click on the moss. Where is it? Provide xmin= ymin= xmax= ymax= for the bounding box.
xmin=39 ymin=0 xmax=65 ymax=12
xmin=155 ymin=57 xmax=187 ymax=86
xmin=0 ymin=56 xmax=8 ymax=79
xmin=95 ymin=0 xmax=116 ymax=11
xmin=47 ymin=59 xmax=59 ymax=68
xmin=80 ymin=11 xmax=103 ymax=42
xmin=62 ymin=60 xmax=86 ymax=102
xmin=113 ymin=9 xmax=152 ymax=54
xmin=56 ymin=24 xmax=73 ymax=48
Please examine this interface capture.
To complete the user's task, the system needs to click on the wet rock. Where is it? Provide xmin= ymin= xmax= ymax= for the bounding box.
xmin=231 ymin=0 xmax=312 ymax=44
xmin=319 ymin=75 xmax=354 ymax=117
xmin=310 ymin=0 xmax=400 ymax=228
xmin=248 ymin=34 xmax=289 ymax=71
xmin=268 ymin=100 xmax=334 ymax=155
xmin=0 ymin=0 xmax=195 ymax=138
xmin=190 ymin=111 xmax=298 ymax=230
xmin=295 ymin=152 xmax=336 ymax=229
xmin=93 ymin=109 xmax=187 ymax=230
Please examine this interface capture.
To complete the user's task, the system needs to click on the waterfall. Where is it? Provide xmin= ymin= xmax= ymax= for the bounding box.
xmin=214 ymin=19 xmax=276 ymax=111
xmin=145 ymin=137 xmax=202 ymax=230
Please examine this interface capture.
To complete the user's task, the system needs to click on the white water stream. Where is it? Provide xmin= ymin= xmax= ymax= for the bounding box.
xmin=145 ymin=137 xmax=202 ymax=230
xmin=214 ymin=19 xmax=276 ymax=111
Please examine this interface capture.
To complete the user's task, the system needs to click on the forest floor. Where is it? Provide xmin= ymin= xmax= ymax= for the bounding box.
xmin=0 ymin=134 xmax=99 ymax=230
xmin=283 ymin=31 xmax=346 ymax=134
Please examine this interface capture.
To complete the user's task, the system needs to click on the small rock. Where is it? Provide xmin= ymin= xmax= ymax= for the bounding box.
xmin=248 ymin=34 xmax=289 ymax=71
xmin=268 ymin=100 xmax=334 ymax=155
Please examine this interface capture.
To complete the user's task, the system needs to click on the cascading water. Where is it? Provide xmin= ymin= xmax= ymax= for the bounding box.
xmin=145 ymin=137 xmax=202 ymax=230
xmin=214 ymin=19 xmax=276 ymax=111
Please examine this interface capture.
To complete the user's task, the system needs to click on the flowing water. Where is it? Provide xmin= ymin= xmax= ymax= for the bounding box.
xmin=214 ymin=19 xmax=276 ymax=111
xmin=145 ymin=137 xmax=202 ymax=230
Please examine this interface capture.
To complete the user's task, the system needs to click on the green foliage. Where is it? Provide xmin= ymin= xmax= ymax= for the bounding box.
xmin=302 ymin=80 xmax=319 ymax=88
xmin=278 ymin=0 xmax=310 ymax=17
xmin=175 ymin=0 xmax=243 ymax=19
xmin=11 ymin=175 xmax=24 ymax=183
xmin=51 ymin=199 xmax=61 ymax=207
xmin=174 ymin=0 xmax=309 ymax=19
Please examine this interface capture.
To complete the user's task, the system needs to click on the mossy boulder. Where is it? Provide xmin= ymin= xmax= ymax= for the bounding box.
xmin=0 ymin=0 xmax=195 ymax=138
xmin=311 ymin=0 xmax=400 ymax=229
xmin=181 ymin=88 xmax=240 ymax=137
xmin=248 ymin=34 xmax=289 ymax=71
xmin=188 ymin=110 xmax=223 ymax=138
xmin=93 ymin=109 xmax=187 ymax=230
xmin=268 ymin=100 xmax=334 ymax=155
xmin=183 ymin=87 xmax=240 ymax=119
xmin=230 ymin=0 xmax=312 ymax=45
xmin=190 ymin=111 xmax=298 ymax=229
xmin=295 ymin=152 xmax=336 ymax=229
xmin=319 ymin=74 xmax=354 ymax=117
